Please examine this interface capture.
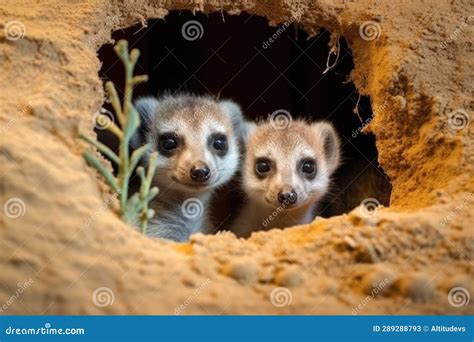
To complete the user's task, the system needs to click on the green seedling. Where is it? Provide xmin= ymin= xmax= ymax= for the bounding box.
xmin=80 ymin=39 xmax=158 ymax=234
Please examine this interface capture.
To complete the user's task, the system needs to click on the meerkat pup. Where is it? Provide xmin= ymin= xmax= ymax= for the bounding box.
xmin=232 ymin=119 xmax=341 ymax=237
xmin=131 ymin=94 xmax=244 ymax=242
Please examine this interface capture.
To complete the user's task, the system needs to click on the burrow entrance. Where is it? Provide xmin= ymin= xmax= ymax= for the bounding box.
xmin=97 ymin=10 xmax=391 ymax=233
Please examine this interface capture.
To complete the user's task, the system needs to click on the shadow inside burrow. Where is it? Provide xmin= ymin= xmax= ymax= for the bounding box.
xmin=95 ymin=10 xmax=392 ymax=234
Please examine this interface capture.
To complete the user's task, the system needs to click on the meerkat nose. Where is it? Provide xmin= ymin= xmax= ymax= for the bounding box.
xmin=190 ymin=161 xmax=211 ymax=182
xmin=278 ymin=187 xmax=298 ymax=205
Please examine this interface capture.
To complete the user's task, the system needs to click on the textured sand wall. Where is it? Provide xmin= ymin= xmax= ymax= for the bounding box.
xmin=0 ymin=0 xmax=472 ymax=314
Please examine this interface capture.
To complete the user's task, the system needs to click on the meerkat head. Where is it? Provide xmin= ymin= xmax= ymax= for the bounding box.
xmin=242 ymin=119 xmax=340 ymax=210
xmin=131 ymin=94 xmax=245 ymax=194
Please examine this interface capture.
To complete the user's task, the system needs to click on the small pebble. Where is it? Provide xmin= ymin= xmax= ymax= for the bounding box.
xmin=354 ymin=242 xmax=380 ymax=264
xmin=395 ymin=275 xmax=435 ymax=302
xmin=360 ymin=268 xmax=396 ymax=296
xmin=344 ymin=236 xmax=358 ymax=249
xmin=274 ymin=266 xmax=304 ymax=287
xmin=222 ymin=259 xmax=258 ymax=285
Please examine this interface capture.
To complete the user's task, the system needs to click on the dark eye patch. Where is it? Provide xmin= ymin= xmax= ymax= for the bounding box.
xmin=209 ymin=133 xmax=228 ymax=157
xmin=298 ymin=158 xmax=317 ymax=179
xmin=255 ymin=158 xmax=272 ymax=178
xmin=158 ymin=132 xmax=180 ymax=157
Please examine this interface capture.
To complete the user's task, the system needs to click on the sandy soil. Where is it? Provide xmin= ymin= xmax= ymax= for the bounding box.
xmin=0 ymin=0 xmax=472 ymax=314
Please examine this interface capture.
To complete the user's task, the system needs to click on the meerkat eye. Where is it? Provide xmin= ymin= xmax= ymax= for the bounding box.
xmin=300 ymin=158 xmax=317 ymax=178
xmin=209 ymin=133 xmax=228 ymax=156
xmin=158 ymin=133 xmax=180 ymax=156
xmin=255 ymin=158 xmax=272 ymax=177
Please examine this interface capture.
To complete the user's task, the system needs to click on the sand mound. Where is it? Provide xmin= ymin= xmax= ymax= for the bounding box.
xmin=0 ymin=0 xmax=472 ymax=314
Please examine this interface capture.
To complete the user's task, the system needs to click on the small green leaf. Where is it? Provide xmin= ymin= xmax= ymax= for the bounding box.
xmin=79 ymin=133 xmax=120 ymax=165
xmin=83 ymin=151 xmax=119 ymax=192
xmin=130 ymin=144 xmax=149 ymax=172
xmin=122 ymin=105 xmax=140 ymax=144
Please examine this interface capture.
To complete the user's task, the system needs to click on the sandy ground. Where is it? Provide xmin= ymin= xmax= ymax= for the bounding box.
xmin=0 ymin=0 xmax=472 ymax=314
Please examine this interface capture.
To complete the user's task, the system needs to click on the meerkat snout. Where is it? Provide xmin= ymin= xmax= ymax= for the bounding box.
xmin=231 ymin=118 xmax=341 ymax=237
xmin=277 ymin=185 xmax=298 ymax=205
xmin=189 ymin=161 xmax=211 ymax=183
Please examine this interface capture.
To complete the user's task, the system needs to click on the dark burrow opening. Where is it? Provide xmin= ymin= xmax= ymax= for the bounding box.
xmin=97 ymin=10 xmax=391 ymax=232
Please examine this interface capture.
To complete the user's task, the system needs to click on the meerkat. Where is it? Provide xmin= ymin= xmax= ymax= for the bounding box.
xmin=231 ymin=119 xmax=341 ymax=237
xmin=131 ymin=94 xmax=245 ymax=242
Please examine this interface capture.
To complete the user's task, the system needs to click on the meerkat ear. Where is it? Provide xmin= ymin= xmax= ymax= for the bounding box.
xmin=312 ymin=121 xmax=341 ymax=174
xmin=219 ymin=100 xmax=247 ymax=141
xmin=243 ymin=121 xmax=257 ymax=142
xmin=131 ymin=97 xmax=159 ymax=149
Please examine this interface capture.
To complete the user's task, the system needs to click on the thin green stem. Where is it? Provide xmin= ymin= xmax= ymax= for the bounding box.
xmin=105 ymin=82 xmax=124 ymax=125
xmin=79 ymin=134 xmax=120 ymax=165
xmin=83 ymin=151 xmax=119 ymax=192
xmin=81 ymin=39 xmax=159 ymax=233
